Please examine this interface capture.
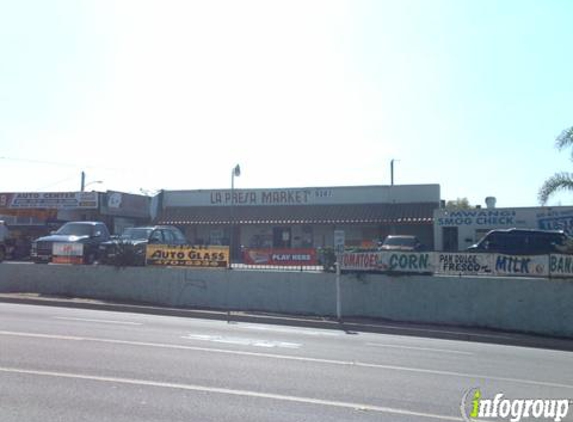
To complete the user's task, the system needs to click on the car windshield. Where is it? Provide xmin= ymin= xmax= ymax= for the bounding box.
xmin=172 ymin=230 xmax=187 ymax=242
xmin=55 ymin=223 xmax=94 ymax=236
xmin=120 ymin=228 xmax=153 ymax=240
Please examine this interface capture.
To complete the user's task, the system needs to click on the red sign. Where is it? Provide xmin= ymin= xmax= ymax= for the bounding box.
xmin=52 ymin=256 xmax=84 ymax=265
xmin=341 ymin=252 xmax=382 ymax=271
xmin=243 ymin=249 xmax=318 ymax=266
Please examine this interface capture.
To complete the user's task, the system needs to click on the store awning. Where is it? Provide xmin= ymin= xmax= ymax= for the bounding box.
xmin=156 ymin=203 xmax=437 ymax=225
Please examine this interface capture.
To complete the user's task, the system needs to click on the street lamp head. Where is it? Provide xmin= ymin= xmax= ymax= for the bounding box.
xmin=82 ymin=180 xmax=103 ymax=192
xmin=233 ymin=164 xmax=241 ymax=177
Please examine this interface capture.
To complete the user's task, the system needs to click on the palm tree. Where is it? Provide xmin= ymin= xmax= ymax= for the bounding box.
xmin=539 ymin=126 xmax=573 ymax=205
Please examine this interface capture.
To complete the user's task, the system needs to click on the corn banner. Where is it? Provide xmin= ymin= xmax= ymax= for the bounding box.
xmin=340 ymin=251 xmax=434 ymax=273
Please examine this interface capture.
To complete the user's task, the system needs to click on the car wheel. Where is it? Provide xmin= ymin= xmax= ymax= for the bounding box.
xmin=85 ymin=253 xmax=97 ymax=265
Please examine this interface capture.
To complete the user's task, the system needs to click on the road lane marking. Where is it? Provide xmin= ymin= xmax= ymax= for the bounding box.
xmin=241 ymin=325 xmax=342 ymax=337
xmin=53 ymin=317 xmax=143 ymax=326
xmin=181 ymin=334 xmax=301 ymax=349
xmin=345 ymin=323 xmax=514 ymax=340
xmin=0 ymin=366 xmax=463 ymax=421
xmin=366 ymin=343 xmax=474 ymax=356
xmin=0 ymin=330 xmax=571 ymax=390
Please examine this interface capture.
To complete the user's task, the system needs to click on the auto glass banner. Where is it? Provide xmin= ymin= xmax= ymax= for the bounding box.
xmin=146 ymin=245 xmax=229 ymax=268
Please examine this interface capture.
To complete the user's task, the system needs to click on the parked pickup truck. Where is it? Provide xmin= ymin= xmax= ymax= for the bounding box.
xmin=99 ymin=225 xmax=188 ymax=266
xmin=0 ymin=220 xmax=7 ymax=262
xmin=30 ymin=221 xmax=111 ymax=264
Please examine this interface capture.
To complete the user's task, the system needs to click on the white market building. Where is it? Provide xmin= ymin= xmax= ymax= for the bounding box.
xmin=154 ymin=184 xmax=441 ymax=259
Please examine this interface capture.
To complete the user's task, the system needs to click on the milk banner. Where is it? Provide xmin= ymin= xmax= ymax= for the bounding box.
xmin=493 ymin=254 xmax=549 ymax=277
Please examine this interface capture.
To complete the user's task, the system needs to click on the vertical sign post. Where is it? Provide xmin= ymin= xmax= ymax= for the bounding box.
xmin=333 ymin=230 xmax=345 ymax=321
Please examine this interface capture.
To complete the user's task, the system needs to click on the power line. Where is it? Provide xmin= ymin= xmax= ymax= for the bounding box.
xmin=0 ymin=156 xmax=79 ymax=168
xmin=35 ymin=173 xmax=81 ymax=191
xmin=0 ymin=156 xmax=123 ymax=172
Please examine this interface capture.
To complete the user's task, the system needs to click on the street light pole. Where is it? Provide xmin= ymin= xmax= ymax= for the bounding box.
xmin=390 ymin=159 xmax=394 ymax=186
xmin=81 ymin=171 xmax=103 ymax=192
xmin=229 ymin=164 xmax=241 ymax=266
xmin=390 ymin=159 xmax=400 ymax=186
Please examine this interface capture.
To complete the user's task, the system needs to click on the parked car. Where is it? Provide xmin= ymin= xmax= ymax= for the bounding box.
xmin=99 ymin=225 xmax=188 ymax=266
xmin=378 ymin=235 xmax=424 ymax=251
xmin=0 ymin=220 xmax=8 ymax=262
xmin=30 ymin=221 xmax=111 ymax=264
xmin=466 ymin=228 xmax=573 ymax=255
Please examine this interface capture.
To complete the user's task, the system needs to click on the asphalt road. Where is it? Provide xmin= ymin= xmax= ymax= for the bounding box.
xmin=1 ymin=303 xmax=573 ymax=422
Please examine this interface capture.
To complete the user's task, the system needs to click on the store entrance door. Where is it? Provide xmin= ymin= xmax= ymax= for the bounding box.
xmin=442 ymin=227 xmax=458 ymax=252
xmin=273 ymin=227 xmax=291 ymax=248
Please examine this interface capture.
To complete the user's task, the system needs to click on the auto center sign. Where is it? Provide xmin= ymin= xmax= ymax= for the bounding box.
xmin=0 ymin=192 xmax=98 ymax=209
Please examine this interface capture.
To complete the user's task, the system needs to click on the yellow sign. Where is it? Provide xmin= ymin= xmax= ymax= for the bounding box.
xmin=146 ymin=245 xmax=229 ymax=268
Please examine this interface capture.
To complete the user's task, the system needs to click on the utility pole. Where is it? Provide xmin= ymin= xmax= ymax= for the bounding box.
xmin=229 ymin=164 xmax=241 ymax=266
xmin=80 ymin=171 xmax=86 ymax=192
xmin=390 ymin=160 xmax=394 ymax=186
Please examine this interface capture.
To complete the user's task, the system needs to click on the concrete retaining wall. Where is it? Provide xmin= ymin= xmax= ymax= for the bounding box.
xmin=1 ymin=264 xmax=573 ymax=338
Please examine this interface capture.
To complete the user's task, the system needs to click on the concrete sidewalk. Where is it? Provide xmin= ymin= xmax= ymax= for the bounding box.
xmin=1 ymin=292 xmax=573 ymax=352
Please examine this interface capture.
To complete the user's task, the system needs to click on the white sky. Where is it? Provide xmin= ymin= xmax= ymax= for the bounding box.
xmin=1 ymin=0 xmax=572 ymax=207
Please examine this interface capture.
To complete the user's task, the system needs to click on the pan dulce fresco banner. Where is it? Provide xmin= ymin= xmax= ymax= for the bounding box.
xmin=434 ymin=253 xmax=493 ymax=275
